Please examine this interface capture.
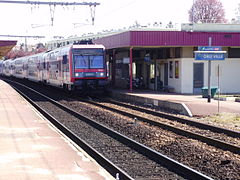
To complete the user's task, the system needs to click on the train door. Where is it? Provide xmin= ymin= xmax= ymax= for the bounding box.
xmin=56 ymin=55 xmax=62 ymax=86
xmin=39 ymin=56 xmax=43 ymax=82
xmin=23 ymin=58 xmax=27 ymax=79
xmin=62 ymin=54 xmax=69 ymax=82
xmin=43 ymin=57 xmax=47 ymax=82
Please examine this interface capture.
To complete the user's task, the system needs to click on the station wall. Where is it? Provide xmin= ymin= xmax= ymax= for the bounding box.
xmin=109 ymin=47 xmax=240 ymax=94
xmin=209 ymin=58 xmax=240 ymax=94
xmin=174 ymin=57 xmax=240 ymax=94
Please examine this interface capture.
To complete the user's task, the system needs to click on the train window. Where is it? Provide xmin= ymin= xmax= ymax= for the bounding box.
xmin=89 ymin=56 xmax=104 ymax=68
xmin=74 ymin=55 xmax=88 ymax=69
xmin=228 ymin=48 xmax=240 ymax=58
xmin=63 ymin=55 xmax=68 ymax=64
xmin=73 ymin=55 xmax=104 ymax=69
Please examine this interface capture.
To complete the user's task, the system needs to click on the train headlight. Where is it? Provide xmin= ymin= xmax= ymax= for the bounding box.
xmin=100 ymin=72 xmax=104 ymax=77
xmin=75 ymin=73 xmax=79 ymax=77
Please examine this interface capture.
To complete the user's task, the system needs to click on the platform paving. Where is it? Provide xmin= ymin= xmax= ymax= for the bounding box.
xmin=109 ymin=89 xmax=240 ymax=117
xmin=0 ymin=80 xmax=114 ymax=180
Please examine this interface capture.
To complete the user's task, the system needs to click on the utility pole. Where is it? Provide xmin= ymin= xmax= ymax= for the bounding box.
xmin=0 ymin=0 xmax=100 ymax=25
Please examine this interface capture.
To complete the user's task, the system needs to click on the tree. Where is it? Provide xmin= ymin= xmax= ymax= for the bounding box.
xmin=189 ymin=0 xmax=226 ymax=23
xmin=232 ymin=3 xmax=240 ymax=23
xmin=4 ymin=43 xmax=47 ymax=59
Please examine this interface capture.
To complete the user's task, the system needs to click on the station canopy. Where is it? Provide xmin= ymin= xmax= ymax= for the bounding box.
xmin=0 ymin=40 xmax=17 ymax=59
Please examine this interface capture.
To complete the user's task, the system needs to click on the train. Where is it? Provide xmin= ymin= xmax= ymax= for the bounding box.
xmin=0 ymin=43 xmax=109 ymax=91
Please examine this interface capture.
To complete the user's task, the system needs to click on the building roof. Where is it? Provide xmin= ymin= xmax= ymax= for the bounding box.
xmin=0 ymin=40 xmax=17 ymax=58
xmin=93 ymin=30 xmax=240 ymax=49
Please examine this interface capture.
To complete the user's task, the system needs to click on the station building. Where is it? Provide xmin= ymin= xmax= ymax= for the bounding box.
xmin=0 ymin=40 xmax=17 ymax=59
xmin=47 ymin=24 xmax=240 ymax=94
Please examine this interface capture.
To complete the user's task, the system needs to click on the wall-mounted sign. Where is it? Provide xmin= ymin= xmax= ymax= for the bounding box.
xmin=195 ymin=46 xmax=226 ymax=61
xmin=195 ymin=52 xmax=225 ymax=60
xmin=198 ymin=46 xmax=222 ymax=51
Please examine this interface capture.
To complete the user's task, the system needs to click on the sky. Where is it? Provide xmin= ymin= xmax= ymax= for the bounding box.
xmin=0 ymin=0 xmax=239 ymax=45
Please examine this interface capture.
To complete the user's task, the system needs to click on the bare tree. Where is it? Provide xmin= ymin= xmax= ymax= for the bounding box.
xmin=189 ymin=0 xmax=226 ymax=23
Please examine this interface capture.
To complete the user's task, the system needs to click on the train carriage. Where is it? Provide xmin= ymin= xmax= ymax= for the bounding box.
xmin=2 ymin=43 xmax=109 ymax=92
xmin=27 ymin=52 xmax=45 ymax=82
xmin=45 ymin=43 xmax=108 ymax=90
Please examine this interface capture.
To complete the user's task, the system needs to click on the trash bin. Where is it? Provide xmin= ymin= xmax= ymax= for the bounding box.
xmin=201 ymin=86 xmax=218 ymax=98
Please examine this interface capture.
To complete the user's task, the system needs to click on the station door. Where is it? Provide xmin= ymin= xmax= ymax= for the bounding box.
xmin=193 ymin=63 xmax=204 ymax=94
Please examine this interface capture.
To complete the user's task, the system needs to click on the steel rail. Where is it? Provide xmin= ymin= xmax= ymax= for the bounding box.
xmin=107 ymin=99 xmax=240 ymax=138
xmin=84 ymin=99 xmax=240 ymax=155
xmin=7 ymin=79 xmax=213 ymax=180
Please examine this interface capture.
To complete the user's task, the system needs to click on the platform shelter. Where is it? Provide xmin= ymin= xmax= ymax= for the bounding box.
xmin=93 ymin=30 xmax=240 ymax=94
xmin=0 ymin=40 xmax=17 ymax=59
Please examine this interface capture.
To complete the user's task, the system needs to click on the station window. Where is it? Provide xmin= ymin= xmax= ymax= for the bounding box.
xmin=150 ymin=64 xmax=155 ymax=79
xmin=169 ymin=61 xmax=173 ymax=78
xmin=228 ymin=48 xmax=240 ymax=58
xmin=175 ymin=61 xmax=179 ymax=78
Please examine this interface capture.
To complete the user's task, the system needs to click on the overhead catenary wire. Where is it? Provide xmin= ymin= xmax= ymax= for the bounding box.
xmin=0 ymin=0 xmax=100 ymax=26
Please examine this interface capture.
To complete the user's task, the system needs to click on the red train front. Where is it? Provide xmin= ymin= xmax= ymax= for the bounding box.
xmin=69 ymin=44 xmax=108 ymax=90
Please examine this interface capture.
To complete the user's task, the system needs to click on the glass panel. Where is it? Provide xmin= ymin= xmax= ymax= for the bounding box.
xmin=73 ymin=49 xmax=104 ymax=69
xmin=74 ymin=55 xmax=88 ymax=69
xmin=89 ymin=56 xmax=104 ymax=68
xmin=150 ymin=64 xmax=155 ymax=79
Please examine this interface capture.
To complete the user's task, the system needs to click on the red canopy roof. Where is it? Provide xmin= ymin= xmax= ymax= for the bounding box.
xmin=0 ymin=40 xmax=17 ymax=58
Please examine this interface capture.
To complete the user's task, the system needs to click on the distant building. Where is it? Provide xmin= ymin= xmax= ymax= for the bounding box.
xmin=181 ymin=23 xmax=240 ymax=32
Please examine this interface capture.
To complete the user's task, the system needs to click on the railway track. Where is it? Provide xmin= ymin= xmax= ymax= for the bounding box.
xmin=3 ymin=78 xmax=240 ymax=180
xmin=5 ymin=79 xmax=214 ymax=180
xmin=81 ymin=97 xmax=240 ymax=155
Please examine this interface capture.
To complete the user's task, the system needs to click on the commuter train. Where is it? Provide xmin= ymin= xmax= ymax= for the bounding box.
xmin=0 ymin=43 xmax=109 ymax=91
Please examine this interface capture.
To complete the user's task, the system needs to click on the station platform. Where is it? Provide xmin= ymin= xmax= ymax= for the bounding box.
xmin=0 ymin=80 xmax=114 ymax=180
xmin=109 ymin=89 xmax=240 ymax=117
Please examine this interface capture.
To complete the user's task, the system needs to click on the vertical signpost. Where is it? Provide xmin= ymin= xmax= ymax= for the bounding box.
xmin=207 ymin=37 xmax=212 ymax=102
xmin=194 ymin=38 xmax=226 ymax=103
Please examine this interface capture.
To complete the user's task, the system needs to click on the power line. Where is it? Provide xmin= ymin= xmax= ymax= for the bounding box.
xmin=0 ymin=1 xmax=99 ymax=6
xmin=0 ymin=0 xmax=100 ymax=25
xmin=0 ymin=34 xmax=45 ymax=38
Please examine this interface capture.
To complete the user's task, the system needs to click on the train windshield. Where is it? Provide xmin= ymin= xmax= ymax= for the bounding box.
xmin=73 ymin=49 xmax=104 ymax=69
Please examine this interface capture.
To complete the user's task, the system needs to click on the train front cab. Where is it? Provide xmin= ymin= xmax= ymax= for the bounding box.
xmin=70 ymin=44 xmax=109 ymax=91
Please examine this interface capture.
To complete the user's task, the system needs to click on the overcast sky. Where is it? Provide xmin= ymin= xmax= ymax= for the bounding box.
xmin=0 ymin=0 xmax=239 ymax=44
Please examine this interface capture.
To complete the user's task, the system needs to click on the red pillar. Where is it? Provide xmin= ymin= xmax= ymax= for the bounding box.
xmin=129 ymin=47 xmax=133 ymax=92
